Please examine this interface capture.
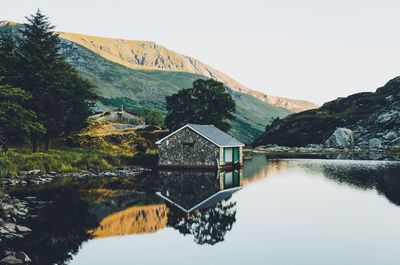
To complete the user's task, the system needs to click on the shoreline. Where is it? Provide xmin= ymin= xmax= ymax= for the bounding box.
xmin=245 ymin=146 xmax=400 ymax=161
xmin=0 ymin=165 xmax=150 ymax=263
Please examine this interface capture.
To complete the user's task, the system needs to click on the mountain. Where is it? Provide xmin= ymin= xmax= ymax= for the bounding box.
xmin=58 ymin=37 xmax=292 ymax=143
xmin=0 ymin=21 xmax=18 ymax=27
xmin=0 ymin=21 xmax=297 ymax=143
xmin=254 ymin=77 xmax=400 ymax=148
xmin=58 ymin=32 xmax=318 ymax=113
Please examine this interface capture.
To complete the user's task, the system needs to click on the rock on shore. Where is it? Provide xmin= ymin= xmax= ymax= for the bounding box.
xmin=325 ymin=128 xmax=354 ymax=148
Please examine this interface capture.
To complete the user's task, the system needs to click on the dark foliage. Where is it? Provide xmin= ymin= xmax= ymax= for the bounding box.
xmin=0 ymin=10 xmax=96 ymax=151
xmin=141 ymin=107 xmax=165 ymax=127
xmin=0 ymin=82 xmax=45 ymax=151
xmin=168 ymin=201 xmax=237 ymax=245
xmin=165 ymin=79 xmax=236 ymax=132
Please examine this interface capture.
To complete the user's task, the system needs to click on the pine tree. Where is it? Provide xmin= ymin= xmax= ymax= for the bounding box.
xmin=16 ymin=10 xmax=96 ymax=151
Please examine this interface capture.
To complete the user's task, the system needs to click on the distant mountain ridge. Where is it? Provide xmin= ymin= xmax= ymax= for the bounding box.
xmin=58 ymin=31 xmax=318 ymax=112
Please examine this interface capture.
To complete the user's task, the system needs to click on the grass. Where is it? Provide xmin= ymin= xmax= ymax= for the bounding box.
xmin=0 ymin=146 xmax=135 ymax=178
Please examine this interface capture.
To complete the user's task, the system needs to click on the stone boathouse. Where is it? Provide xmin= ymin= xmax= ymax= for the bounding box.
xmin=156 ymin=124 xmax=244 ymax=169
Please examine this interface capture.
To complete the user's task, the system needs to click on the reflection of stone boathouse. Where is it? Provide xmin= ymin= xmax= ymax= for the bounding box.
xmin=157 ymin=169 xmax=242 ymax=213
xmin=157 ymin=169 xmax=242 ymax=245
xmin=156 ymin=124 xmax=244 ymax=169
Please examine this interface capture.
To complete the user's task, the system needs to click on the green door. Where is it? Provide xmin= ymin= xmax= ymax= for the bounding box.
xmin=233 ymin=147 xmax=239 ymax=163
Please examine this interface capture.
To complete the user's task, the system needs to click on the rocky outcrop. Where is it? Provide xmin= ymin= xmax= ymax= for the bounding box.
xmin=325 ymin=128 xmax=354 ymax=148
xmin=353 ymin=105 xmax=400 ymax=148
xmin=254 ymin=76 xmax=400 ymax=149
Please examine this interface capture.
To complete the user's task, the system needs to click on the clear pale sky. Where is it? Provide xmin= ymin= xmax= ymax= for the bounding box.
xmin=1 ymin=0 xmax=400 ymax=104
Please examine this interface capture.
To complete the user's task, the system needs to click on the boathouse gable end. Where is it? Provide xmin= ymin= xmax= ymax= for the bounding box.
xmin=157 ymin=127 xmax=219 ymax=168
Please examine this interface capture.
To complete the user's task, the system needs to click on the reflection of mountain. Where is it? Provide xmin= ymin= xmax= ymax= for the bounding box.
xmin=157 ymin=170 xmax=242 ymax=245
xmin=243 ymin=156 xmax=400 ymax=207
xmin=242 ymin=156 xmax=287 ymax=185
xmin=289 ymin=160 xmax=400 ymax=206
xmin=268 ymin=159 xmax=400 ymax=207
xmin=90 ymin=204 xmax=168 ymax=238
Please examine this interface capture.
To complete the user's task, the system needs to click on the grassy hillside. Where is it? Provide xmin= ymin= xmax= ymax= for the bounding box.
xmin=58 ymin=31 xmax=318 ymax=112
xmin=0 ymin=23 xmax=291 ymax=143
xmin=60 ymin=39 xmax=291 ymax=143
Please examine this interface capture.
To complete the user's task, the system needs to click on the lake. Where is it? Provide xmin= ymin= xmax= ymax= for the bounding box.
xmin=3 ymin=155 xmax=400 ymax=265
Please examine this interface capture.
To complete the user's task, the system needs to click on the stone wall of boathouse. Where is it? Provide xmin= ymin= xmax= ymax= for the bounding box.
xmin=158 ymin=127 xmax=219 ymax=168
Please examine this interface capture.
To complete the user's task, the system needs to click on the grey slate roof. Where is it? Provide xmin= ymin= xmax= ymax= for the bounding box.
xmin=156 ymin=123 xmax=245 ymax=147
xmin=187 ymin=124 xmax=244 ymax=147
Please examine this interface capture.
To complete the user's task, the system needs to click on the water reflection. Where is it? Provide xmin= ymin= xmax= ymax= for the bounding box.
xmin=1 ymin=188 xmax=98 ymax=265
xmin=2 ymin=156 xmax=400 ymax=265
xmin=158 ymin=170 xmax=242 ymax=245
xmin=1 ymin=169 xmax=243 ymax=264
xmin=287 ymin=159 xmax=400 ymax=205
xmin=157 ymin=170 xmax=242 ymax=212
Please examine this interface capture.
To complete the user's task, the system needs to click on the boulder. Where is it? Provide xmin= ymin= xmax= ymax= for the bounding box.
xmin=15 ymin=225 xmax=32 ymax=233
xmin=325 ymin=128 xmax=354 ymax=148
xmin=392 ymin=137 xmax=400 ymax=147
xmin=14 ymin=252 xmax=31 ymax=263
xmin=0 ymin=252 xmax=31 ymax=264
xmin=377 ymin=111 xmax=399 ymax=124
xmin=27 ymin=169 xmax=41 ymax=175
xmin=384 ymin=131 xmax=398 ymax=141
xmin=2 ymin=223 xmax=17 ymax=233
xmin=368 ymin=138 xmax=382 ymax=148
xmin=0 ymin=255 xmax=23 ymax=264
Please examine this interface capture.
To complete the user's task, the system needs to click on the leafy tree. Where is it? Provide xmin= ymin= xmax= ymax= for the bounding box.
xmin=14 ymin=10 xmax=96 ymax=151
xmin=165 ymin=79 xmax=236 ymax=132
xmin=0 ymin=82 xmax=45 ymax=152
xmin=141 ymin=107 xmax=164 ymax=127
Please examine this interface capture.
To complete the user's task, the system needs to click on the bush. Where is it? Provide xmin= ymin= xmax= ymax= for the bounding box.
xmin=141 ymin=107 xmax=165 ymax=127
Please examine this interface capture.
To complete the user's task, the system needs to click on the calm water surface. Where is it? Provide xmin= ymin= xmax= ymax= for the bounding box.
xmin=5 ymin=156 xmax=400 ymax=265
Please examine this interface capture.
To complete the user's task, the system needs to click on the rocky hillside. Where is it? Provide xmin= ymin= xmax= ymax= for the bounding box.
xmin=254 ymin=77 xmax=400 ymax=148
xmin=58 ymin=31 xmax=318 ymax=112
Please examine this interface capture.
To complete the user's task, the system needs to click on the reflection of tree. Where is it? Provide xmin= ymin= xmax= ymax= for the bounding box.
xmin=298 ymin=161 xmax=400 ymax=206
xmin=168 ymin=200 xmax=237 ymax=245
xmin=3 ymin=188 xmax=98 ymax=265
xmin=2 ymin=173 xmax=162 ymax=265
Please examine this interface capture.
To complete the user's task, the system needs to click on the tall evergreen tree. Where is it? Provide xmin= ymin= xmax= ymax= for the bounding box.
xmin=16 ymin=10 xmax=96 ymax=151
